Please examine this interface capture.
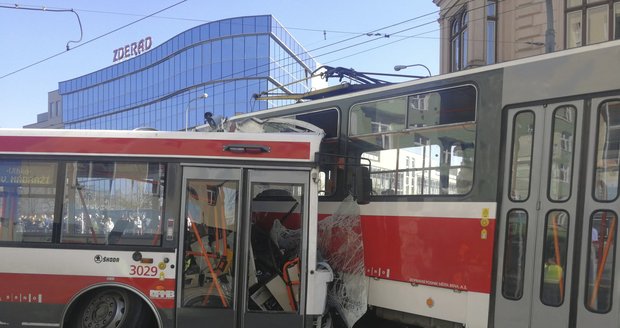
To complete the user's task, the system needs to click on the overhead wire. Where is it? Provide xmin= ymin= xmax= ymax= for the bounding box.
xmin=8 ymin=0 xmax=548 ymax=126
xmin=0 ymin=1 xmax=433 ymax=90
xmin=0 ymin=0 xmax=188 ymax=80
xmin=321 ymin=0 xmax=555 ymax=66
xmin=64 ymin=0 xmax=539 ymax=125
xmin=57 ymin=6 xmax=445 ymax=123
xmin=197 ymin=0 xmax=551 ymax=109
xmin=0 ymin=4 xmax=84 ymax=62
xmin=212 ymin=0 xmax=510 ymax=93
xmin=0 ymin=2 xmax=436 ymax=37
xmin=0 ymin=0 xmax=504 ymax=82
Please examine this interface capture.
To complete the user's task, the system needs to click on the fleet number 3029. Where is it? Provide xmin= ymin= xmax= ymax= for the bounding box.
xmin=130 ymin=265 xmax=158 ymax=276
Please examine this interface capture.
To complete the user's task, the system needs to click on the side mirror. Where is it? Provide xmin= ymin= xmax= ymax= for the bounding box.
xmin=353 ymin=166 xmax=371 ymax=205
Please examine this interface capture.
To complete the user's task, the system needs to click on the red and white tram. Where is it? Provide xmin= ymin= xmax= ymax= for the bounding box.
xmin=230 ymin=40 xmax=620 ymax=328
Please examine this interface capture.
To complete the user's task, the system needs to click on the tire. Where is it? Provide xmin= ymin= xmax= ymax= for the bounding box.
xmin=71 ymin=288 xmax=145 ymax=328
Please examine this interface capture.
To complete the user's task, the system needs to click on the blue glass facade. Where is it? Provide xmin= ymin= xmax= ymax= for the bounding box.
xmin=58 ymin=15 xmax=318 ymax=130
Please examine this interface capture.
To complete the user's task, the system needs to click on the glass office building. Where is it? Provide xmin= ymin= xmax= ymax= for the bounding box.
xmin=58 ymin=15 xmax=320 ymax=130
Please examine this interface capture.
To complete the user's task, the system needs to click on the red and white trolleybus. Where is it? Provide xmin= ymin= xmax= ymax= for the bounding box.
xmin=0 ymin=127 xmax=343 ymax=328
xmin=229 ymin=41 xmax=620 ymax=328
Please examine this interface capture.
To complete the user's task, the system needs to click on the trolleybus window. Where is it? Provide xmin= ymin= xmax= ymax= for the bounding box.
xmin=60 ymin=161 xmax=165 ymax=246
xmin=182 ymin=178 xmax=238 ymax=308
xmin=248 ymin=183 xmax=304 ymax=313
xmin=0 ymin=160 xmax=57 ymax=243
xmin=549 ymin=106 xmax=577 ymax=202
xmin=509 ymin=111 xmax=535 ymax=202
xmin=586 ymin=210 xmax=617 ymax=313
xmin=350 ymin=86 xmax=476 ymax=196
xmin=594 ymin=100 xmax=620 ymax=201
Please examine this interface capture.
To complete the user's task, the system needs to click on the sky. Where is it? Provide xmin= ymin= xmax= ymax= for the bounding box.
xmin=0 ymin=0 xmax=440 ymax=128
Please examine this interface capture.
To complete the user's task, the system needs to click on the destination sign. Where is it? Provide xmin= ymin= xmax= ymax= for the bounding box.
xmin=0 ymin=161 xmax=56 ymax=186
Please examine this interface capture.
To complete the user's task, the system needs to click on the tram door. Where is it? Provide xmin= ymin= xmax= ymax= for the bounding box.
xmin=574 ymin=97 xmax=620 ymax=327
xmin=494 ymin=102 xmax=583 ymax=328
xmin=177 ymin=167 xmax=310 ymax=328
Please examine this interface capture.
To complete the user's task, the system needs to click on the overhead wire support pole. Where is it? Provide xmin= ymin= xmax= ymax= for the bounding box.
xmin=545 ymin=0 xmax=556 ymax=53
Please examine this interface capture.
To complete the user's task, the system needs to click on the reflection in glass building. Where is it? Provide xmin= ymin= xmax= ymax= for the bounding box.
xmin=55 ymin=15 xmax=321 ymax=131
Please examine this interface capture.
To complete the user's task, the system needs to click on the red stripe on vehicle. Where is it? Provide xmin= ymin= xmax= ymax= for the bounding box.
xmin=360 ymin=215 xmax=495 ymax=293
xmin=0 ymin=136 xmax=311 ymax=160
xmin=0 ymin=273 xmax=175 ymax=309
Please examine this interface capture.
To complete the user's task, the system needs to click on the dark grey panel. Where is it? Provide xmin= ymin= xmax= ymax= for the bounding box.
xmin=176 ymin=308 xmax=234 ymax=328
xmin=1 ymin=303 xmax=64 ymax=327
xmin=503 ymin=44 xmax=620 ymax=106
xmin=244 ymin=312 xmax=303 ymax=328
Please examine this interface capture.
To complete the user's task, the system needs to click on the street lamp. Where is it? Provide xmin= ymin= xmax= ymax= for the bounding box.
xmin=184 ymin=93 xmax=208 ymax=131
xmin=393 ymin=64 xmax=432 ymax=77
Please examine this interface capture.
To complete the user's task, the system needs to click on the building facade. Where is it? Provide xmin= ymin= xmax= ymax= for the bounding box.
xmin=43 ymin=15 xmax=320 ymax=130
xmin=24 ymin=90 xmax=63 ymax=129
xmin=433 ymin=0 xmax=620 ymax=74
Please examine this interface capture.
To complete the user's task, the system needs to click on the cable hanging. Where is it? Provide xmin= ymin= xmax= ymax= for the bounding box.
xmin=0 ymin=4 xmax=83 ymax=50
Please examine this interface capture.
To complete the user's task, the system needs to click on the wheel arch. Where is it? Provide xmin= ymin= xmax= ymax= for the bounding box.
xmin=60 ymin=282 xmax=163 ymax=328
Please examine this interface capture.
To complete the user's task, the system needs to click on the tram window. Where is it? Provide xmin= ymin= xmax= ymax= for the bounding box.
xmin=548 ymin=106 xmax=576 ymax=202
xmin=0 ymin=160 xmax=57 ymax=243
xmin=407 ymin=86 xmax=476 ymax=128
xmin=540 ymin=210 xmax=570 ymax=307
xmin=594 ymin=100 xmax=620 ymax=201
xmin=294 ymin=108 xmax=339 ymax=139
xmin=60 ymin=161 xmax=165 ymax=246
xmin=509 ymin=111 xmax=535 ymax=202
xmin=350 ymin=96 xmax=407 ymax=136
xmin=501 ymin=209 xmax=528 ymax=300
xmin=349 ymin=86 xmax=476 ymax=137
xmin=585 ymin=211 xmax=617 ymax=313
xmin=355 ymin=122 xmax=476 ymax=195
xmin=349 ymin=85 xmax=477 ymax=196
xmin=317 ymin=142 xmax=340 ymax=197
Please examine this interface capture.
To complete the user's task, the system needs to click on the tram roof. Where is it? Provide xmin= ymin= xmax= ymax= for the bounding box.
xmin=232 ymin=40 xmax=620 ymax=120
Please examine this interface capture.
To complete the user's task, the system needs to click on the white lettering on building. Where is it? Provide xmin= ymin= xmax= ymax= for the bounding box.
xmin=113 ymin=36 xmax=153 ymax=62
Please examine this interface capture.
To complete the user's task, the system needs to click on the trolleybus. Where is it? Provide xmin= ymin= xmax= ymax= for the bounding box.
xmin=0 ymin=128 xmax=347 ymax=328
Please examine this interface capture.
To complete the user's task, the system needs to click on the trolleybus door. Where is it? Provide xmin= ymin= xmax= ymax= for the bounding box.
xmin=176 ymin=167 xmax=310 ymax=328
xmin=177 ymin=167 xmax=242 ymax=327
xmin=494 ymin=101 xmax=583 ymax=328
xmin=242 ymin=169 xmax=309 ymax=328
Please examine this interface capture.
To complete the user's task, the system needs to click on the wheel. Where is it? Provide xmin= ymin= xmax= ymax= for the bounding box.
xmin=72 ymin=289 xmax=144 ymax=328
